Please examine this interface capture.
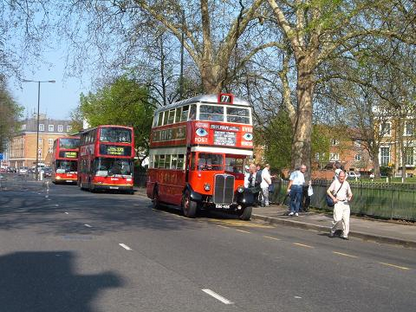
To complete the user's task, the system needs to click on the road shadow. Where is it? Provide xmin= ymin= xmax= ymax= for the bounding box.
xmin=0 ymin=251 xmax=123 ymax=312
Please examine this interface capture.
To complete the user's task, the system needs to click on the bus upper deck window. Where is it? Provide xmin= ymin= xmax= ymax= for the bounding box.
xmin=157 ymin=113 xmax=163 ymax=127
xmin=226 ymin=107 xmax=250 ymax=124
xmin=175 ymin=108 xmax=181 ymax=123
xmin=180 ymin=105 xmax=189 ymax=121
xmin=188 ymin=105 xmax=196 ymax=120
xmin=199 ymin=105 xmax=224 ymax=121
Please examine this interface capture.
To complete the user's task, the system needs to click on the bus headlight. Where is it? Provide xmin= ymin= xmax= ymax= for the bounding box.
xmin=56 ymin=176 xmax=61 ymax=180
xmin=237 ymin=186 xmax=244 ymax=193
xmin=204 ymin=183 xmax=211 ymax=191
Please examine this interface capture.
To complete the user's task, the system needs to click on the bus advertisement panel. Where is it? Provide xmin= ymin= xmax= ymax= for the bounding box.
xmin=147 ymin=93 xmax=254 ymax=220
xmin=51 ymin=137 xmax=80 ymax=184
xmin=78 ymin=125 xmax=135 ymax=193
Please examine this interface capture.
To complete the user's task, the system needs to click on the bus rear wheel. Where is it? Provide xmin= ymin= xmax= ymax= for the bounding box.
xmin=182 ymin=190 xmax=197 ymax=218
xmin=239 ymin=206 xmax=252 ymax=221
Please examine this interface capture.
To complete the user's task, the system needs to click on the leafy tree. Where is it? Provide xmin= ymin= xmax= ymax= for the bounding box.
xmin=0 ymin=79 xmax=23 ymax=152
xmin=77 ymin=76 xmax=155 ymax=166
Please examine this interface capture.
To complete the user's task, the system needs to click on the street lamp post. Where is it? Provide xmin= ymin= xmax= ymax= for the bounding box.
xmin=22 ymin=79 xmax=55 ymax=181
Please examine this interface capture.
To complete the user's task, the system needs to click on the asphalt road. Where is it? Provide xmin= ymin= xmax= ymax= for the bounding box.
xmin=0 ymin=174 xmax=415 ymax=312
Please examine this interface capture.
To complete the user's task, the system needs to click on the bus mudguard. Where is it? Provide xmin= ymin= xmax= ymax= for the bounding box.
xmin=185 ymin=184 xmax=203 ymax=202
xmin=236 ymin=188 xmax=254 ymax=206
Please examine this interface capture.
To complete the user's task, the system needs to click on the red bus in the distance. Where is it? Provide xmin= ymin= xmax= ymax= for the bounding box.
xmin=51 ymin=137 xmax=80 ymax=184
xmin=78 ymin=125 xmax=135 ymax=193
xmin=146 ymin=93 xmax=254 ymax=220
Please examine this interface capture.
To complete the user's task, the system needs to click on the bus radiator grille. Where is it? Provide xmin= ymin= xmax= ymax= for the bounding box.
xmin=213 ymin=174 xmax=234 ymax=204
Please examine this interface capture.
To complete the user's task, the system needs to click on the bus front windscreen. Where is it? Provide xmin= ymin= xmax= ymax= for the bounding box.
xmin=94 ymin=158 xmax=133 ymax=177
xmin=59 ymin=138 xmax=80 ymax=149
xmin=99 ymin=128 xmax=132 ymax=143
xmin=56 ymin=160 xmax=78 ymax=173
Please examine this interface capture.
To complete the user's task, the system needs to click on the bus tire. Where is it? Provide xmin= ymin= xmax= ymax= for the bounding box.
xmin=239 ymin=206 xmax=252 ymax=221
xmin=182 ymin=190 xmax=197 ymax=218
xmin=152 ymin=187 xmax=161 ymax=209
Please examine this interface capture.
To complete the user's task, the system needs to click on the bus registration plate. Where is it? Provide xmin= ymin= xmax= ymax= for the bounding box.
xmin=215 ymin=204 xmax=230 ymax=209
xmin=110 ymin=186 xmax=119 ymax=189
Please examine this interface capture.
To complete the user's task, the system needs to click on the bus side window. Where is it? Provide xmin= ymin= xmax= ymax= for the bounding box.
xmin=159 ymin=155 xmax=166 ymax=168
xmin=168 ymin=110 xmax=175 ymax=124
xmin=158 ymin=112 xmax=164 ymax=126
xmin=190 ymin=153 xmax=196 ymax=170
xmin=163 ymin=111 xmax=169 ymax=125
xmin=165 ymin=155 xmax=171 ymax=169
xmin=154 ymin=155 xmax=159 ymax=168
xmin=188 ymin=105 xmax=196 ymax=120
xmin=181 ymin=105 xmax=189 ymax=122
xmin=171 ymin=154 xmax=178 ymax=169
xmin=178 ymin=154 xmax=185 ymax=170
xmin=175 ymin=108 xmax=181 ymax=123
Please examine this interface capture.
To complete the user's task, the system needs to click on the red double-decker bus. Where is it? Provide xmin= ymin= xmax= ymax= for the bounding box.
xmin=146 ymin=93 xmax=254 ymax=220
xmin=78 ymin=125 xmax=135 ymax=193
xmin=51 ymin=137 xmax=80 ymax=184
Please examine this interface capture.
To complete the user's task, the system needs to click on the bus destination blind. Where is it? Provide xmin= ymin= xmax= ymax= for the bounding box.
xmin=99 ymin=145 xmax=132 ymax=156
xmin=59 ymin=151 xmax=78 ymax=158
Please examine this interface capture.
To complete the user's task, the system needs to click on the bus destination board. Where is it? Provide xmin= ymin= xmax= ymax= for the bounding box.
xmin=59 ymin=151 xmax=78 ymax=158
xmin=214 ymin=131 xmax=236 ymax=146
xmin=99 ymin=145 xmax=132 ymax=156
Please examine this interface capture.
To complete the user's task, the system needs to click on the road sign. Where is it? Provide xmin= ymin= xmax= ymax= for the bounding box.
xmin=0 ymin=153 xmax=3 ymax=160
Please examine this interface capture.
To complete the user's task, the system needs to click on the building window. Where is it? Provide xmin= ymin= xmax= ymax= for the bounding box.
xmin=48 ymin=125 xmax=54 ymax=132
xmin=58 ymin=125 xmax=63 ymax=132
xmin=405 ymin=121 xmax=414 ymax=136
xmin=39 ymin=124 xmax=45 ymax=131
xmin=329 ymin=153 xmax=339 ymax=161
xmin=405 ymin=147 xmax=414 ymax=166
xmin=331 ymin=139 xmax=339 ymax=146
xmin=67 ymin=125 xmax=72 ymax=132
xmin=48 ymin=148 xmax=53 ymax=154
xmin=380 ymin=147 xmax=390 ymax=166
xmin=380 ymin=122 xmax=391 ymax=136
xmin=354 ymin=154 xmax=362 ymax=161
xmin=38 ymin=138 xmax=43 ymax=144
xmin=21 ymin=124 xmax=26 ymax=130
xmin=48 ymin=138 xmax=54 ymax=146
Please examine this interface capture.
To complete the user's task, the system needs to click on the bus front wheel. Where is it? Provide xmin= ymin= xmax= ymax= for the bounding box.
xmin=239 ymin=206 xmax=252 ymax=221
xmin=182 ymin=191 xmax=197 ymax=218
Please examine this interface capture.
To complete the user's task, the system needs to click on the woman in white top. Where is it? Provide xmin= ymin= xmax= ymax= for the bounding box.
xmin=260 ymin=164 xmax=272 ymax=207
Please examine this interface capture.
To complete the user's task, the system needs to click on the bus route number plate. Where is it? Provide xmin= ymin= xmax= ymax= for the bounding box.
xmin=216 ymin=204 xmax=230 ymax=209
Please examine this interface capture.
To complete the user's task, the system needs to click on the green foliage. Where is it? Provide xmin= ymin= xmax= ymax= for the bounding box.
xmin=78 ymin=75 xmax=155 ymax=164
xmin=0 ymin=81 xmax=23 ymax=152
xmin=261 ymin=110 xmax=293 ymax=171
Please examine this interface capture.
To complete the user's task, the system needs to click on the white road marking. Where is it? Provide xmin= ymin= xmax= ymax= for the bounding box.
xmin=119 ymin=243 xmax=132 ymax=251
xmin=202 ymin=289 xmax=234 ymax=305
xmin=332 ymin=251 xmax=357 ymax=258
xmin=294 ymin=296 xmax=302 ymax=299
xmin=65 ymin=212 xmax=69 ymax=215
xmin=55 ymin=204 xmax=59 ymax=207
xmin=293 ymin=242 xmax=314 ymax=249
xmin=379 ymin=262 xmax=410 ymax=271
xmin=236 ymin=229 xmax=251 ymax=234
xmin=263 ymin=235 xmax=281 ymax=241
xmin=84 ymin=224 xmax=92 ymax=228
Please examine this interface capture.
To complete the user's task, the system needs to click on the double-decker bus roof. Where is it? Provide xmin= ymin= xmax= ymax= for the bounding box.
xmin=79 ymin=125 xmax=133 ymax=134
xmin=154 ymin=94 xmax=250 ymax=114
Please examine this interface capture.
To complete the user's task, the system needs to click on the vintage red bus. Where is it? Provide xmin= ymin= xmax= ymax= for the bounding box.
xmin=51 ymin=137 xmax=80 ymax=184
xmin=146 ymin=93 xmax=254 ymax=220
xmin=78 ymin=125 xmax=135 ymax=193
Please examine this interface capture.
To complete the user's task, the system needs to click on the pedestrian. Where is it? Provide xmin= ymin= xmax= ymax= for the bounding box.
xmin=248 ymin=164 xmax=260 ymax=206
xmin=333 ymin=161 xmax=343 ymax=181
xmin=243 ymin=165 xmax=251 ymax=188
xmin=327 ymin=170 xmax=353 ymax=240
xmin=287 ymin=164 xmax=307 ymax=216
xmin=260 ymin=164 xmax=272 ymax=207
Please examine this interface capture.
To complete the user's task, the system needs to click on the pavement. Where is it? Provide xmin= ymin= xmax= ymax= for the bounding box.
xmin=134 ymin=187 xmax=416 ymax=249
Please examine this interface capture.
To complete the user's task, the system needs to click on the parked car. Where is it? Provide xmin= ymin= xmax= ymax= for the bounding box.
xmin=347 ymin=171 xmax=361 ymax=179
xmin=18 ymin=167 xmax=29 ymax=175
xmin=42 ymin=167 xmax=52 ymax=178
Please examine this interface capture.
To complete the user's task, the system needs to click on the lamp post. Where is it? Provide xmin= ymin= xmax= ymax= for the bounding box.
xmin=22 ymin=79 xmax=55 ymax=181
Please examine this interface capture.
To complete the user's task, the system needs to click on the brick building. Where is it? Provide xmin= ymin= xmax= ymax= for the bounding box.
xmin=5 ymin=114 xmax=73 ymax=169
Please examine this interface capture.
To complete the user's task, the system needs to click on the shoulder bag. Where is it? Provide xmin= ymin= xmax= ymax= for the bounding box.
xmin=326 ymin=182 xmax=344 ymax=207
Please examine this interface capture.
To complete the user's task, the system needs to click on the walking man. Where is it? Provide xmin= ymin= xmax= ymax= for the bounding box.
xmin=260 ymin=164 xmax=272 ymax=207
xmin=287 ymin=164 xmax=307 ymax=216
xmin=327 ymin=170 xmax=353 ymax=239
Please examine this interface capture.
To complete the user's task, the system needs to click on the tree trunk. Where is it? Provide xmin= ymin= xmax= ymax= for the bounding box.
xmin=200 ymin=63 xmax=224 ymax=93
xmin=291 ymin=61 xmax=315 ymax=179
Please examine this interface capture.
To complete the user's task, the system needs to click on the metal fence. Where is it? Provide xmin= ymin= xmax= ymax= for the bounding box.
xmin=270 ymin=179 xmax=416 ymax=222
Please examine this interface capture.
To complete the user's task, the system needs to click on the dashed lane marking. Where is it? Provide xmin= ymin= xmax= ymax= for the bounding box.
xmin=119 ymin=243 xmax=132 ymax=251
xmin=332 ymin=251 xmax=358 ymax=258
xmin=293 ymin=242 xmax=314 ymax=249
xmin=202 ymin=289 xmax=234 ymax=305
xmin=216 ymin=225 xmax=230 ymax=229
xmin=379 ymin=262 xmax=410 ymax=271
xmin=236 ymin=229 xmax=251 ymax=234
xmin=64 ymin=212 xmax=69 ymax=215
xmin=263 ymin=235 xmax=281 ymax=241
xmin=207 ymin=219 xmax=273 ymax=229
xmin=84 ymin=224 xmax=92 ymax=228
